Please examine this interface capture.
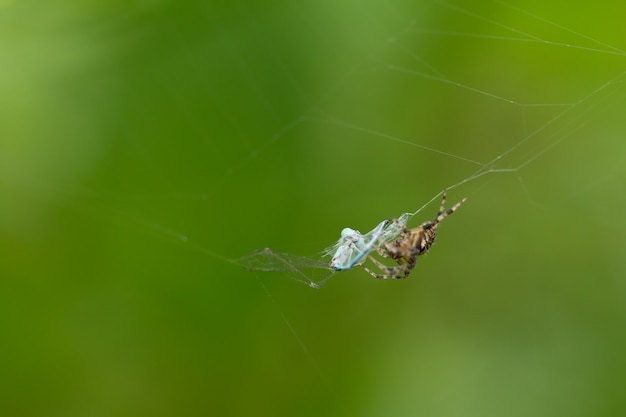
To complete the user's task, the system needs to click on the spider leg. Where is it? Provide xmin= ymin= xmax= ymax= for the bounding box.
xmin=363 ymin=255 xmax=414 ymax=279
xmin=438 ymin=191 xmax=447 ymax=218
xmin=373 ymin=241 xmax=393 ymax=259
xmin=432 ymin=195 xmax=467 ymax=225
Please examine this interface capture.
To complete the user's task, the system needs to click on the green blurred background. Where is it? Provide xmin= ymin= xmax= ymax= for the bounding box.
xmin=1 ymin=0 xmax=626 ymax=416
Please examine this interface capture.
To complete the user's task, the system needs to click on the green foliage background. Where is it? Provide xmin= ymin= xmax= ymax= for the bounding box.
xmin=1 ymin=1 xmax=625 ymax=416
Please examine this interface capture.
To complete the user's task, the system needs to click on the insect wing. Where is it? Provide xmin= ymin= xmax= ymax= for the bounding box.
xmin=238 ymin=248 xmax=333 ymax=289
xmin=238 ymin=248 xmax=329 ymax=271
xmin=380 ymin=213 xmax=413 ymax=242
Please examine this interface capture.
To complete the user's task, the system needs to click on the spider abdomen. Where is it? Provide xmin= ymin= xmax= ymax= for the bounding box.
xmin=415 ymin=227 xmax=437 ymax=255
xmin=407 ymin=227 xmax=437 ymax=256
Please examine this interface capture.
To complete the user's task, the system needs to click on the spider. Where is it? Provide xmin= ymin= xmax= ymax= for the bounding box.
xmin=362 ymin=191 xmax=467 ymax=279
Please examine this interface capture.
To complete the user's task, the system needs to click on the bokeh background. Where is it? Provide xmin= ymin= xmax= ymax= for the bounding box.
xmin=1 ymin=0 xmax=626 ymax=416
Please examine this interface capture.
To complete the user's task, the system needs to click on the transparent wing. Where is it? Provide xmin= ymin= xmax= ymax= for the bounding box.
xmin=238 ymin=248 xmax=330 ymax=271
xmin=380 ymin=212 xmax=413 ymax=242
xmin=237 ymin=248 xmax=333 ymax=289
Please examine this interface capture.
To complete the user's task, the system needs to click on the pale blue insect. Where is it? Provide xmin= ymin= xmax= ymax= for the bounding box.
xmin=238 ymin=219 xmax=391 ymax=288
xmin=326 ymin=219 xmax=388 ymax=270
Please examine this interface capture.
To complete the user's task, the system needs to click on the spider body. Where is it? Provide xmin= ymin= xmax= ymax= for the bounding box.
xmin=363 ymin=192 xmax=466 ymax=279
xmin=388 ymin=221 xmax=438 ymax=261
